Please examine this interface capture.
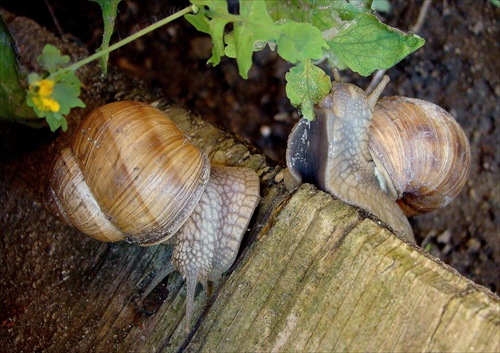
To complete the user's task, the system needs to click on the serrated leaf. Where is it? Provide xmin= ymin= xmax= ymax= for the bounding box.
xmin=223 ymin=33 xmax=236 ymax=58
xmin=51 ymin=84 xmax=85 ymax=115
xmin=285 ymin=59 xmax=332 ymax=120
xmin=37 ymin=44 xmax=70 ymax=72
xmin=44 ymin=111 xmax=68 ymax=132
xmin=230 ymin=1 xmax=277 ymax=78
xmin=185 ymin=0 xmax=233 ymax=66
xmin=51 ymin=70 xmax=85 ymax=115
xmin=327 ymin=13 xmax=425 ymax=76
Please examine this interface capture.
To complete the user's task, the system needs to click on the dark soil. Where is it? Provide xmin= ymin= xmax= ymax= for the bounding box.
xmin=1 ymin=0 xmax=498 ymax=294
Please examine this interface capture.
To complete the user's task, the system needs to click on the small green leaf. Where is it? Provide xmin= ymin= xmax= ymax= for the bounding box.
xmin=327 ymin=13 xmax=425 ymax=76
xmin=44 ymin=111 xmax=68 ymax=131
xmin=37 ymin=44 xmax=70 ymax=72
xmin=223 ymin=32 xmax=236 ymax=58
xmin=230 ymin=1 xmax=277 ymax=78
xmin=285 ymin=59 xmax=332 ymax=121
xmin=186 ymin=0 xmax=233 ymax=66
xmin=89 ymin=0 xmax=123 ymax=73
xmin=276 ymin=21 xmax=327 ymax=64
xmin=51 ymin=71 xmax=86 ymax=115
xmin=27 ymin=72 xmax=42 ymax=85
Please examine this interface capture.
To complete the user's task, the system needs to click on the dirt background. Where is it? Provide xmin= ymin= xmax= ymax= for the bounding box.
xmin=0 ymin=0 xmax=498 ymax=297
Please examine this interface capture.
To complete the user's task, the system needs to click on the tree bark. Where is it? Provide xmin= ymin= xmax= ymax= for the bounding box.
xmin=0 ymin=14 xmax=498 ymax=353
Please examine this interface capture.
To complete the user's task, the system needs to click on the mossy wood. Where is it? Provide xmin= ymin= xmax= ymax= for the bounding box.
xmin=1 ymin=13 xmax=499 ymax=353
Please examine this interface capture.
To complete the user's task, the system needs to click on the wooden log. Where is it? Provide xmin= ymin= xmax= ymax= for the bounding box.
xmin=0 ymin=14 xmax=498 ymax=353
xmin=187 ymin=185 xmax=499 ymax=352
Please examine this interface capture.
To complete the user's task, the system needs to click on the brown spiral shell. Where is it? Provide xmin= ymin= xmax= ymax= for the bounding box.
xmin=46 ymin=101 xmax=210 ymax=245
xmin=369 ymin=96 xmax=471 ymax=216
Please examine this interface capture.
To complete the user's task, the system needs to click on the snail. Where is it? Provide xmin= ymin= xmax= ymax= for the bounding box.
xmin=45 ymin=101 xmax=261 ymax=331
xmin=286 ymin=76 xmax=471 ymax=243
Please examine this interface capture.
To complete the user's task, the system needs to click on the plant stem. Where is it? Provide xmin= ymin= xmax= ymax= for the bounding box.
xmin=61 ymin=5 xmax=196 ymax=74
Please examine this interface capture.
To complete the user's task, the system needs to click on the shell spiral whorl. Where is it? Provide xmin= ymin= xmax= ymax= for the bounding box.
xmin=369 ymin=96 xmax=471 ymax=216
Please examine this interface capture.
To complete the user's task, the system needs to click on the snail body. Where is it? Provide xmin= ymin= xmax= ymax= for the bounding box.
xmin=46 ymin=101 xmax=260 ymax=330
xmin=286 ymin=76 xmax=470 ymax=243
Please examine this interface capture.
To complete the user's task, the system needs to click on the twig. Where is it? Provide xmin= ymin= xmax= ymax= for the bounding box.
xmin=411 ymin=0 xmax=433 ymax=33
xmin=44 ymin=0 xmax=65 ymax=39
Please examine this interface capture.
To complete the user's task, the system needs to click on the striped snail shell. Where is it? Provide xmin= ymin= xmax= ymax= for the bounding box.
xmin=47 ymin=101 xmax=211 ymax=245
xmin=369 ymin=96 xmax=471 ymax=217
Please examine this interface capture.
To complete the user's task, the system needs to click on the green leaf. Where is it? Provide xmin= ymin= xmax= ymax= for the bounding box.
xmin=188 ymin=1 xmax=328 ymax=77
xmin=266 ymin=0 xmax=372 ymax=24
xmin=325 ymin=0 xmax=372 ymax=20
xmin=51 ymin=71 xmax=86 ymax=115
xmin=186 ymin=0 xmax=233 ymax=66
xmin=37 ymin=44 xmax=70 ymax=72
xmin=186 ymin=1 xmax=424 ymax=120
xmin=89 ymin=0 xmax=123 ymax=74
xmin=230 ymin=1 xmax=277 ymax=78
xmin=327 ymin=13 xmax=425 ymax=76
xmin=0 ymin=13 xmax=36 ymax=120
xmin=276 ymin=21 xmax=327 ymax=64
xmin=285 ymin=59 xmax=332 ymax=121
xmin=27 ymin=72 xmax=42 ymax=85
xmin=44 ymin=111 xmax=68 ymax=131
xmin=188 ymin=1 xmax=328 ymax=80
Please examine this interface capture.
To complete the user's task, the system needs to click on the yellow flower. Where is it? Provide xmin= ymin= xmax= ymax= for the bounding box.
xmin=30 ymin=79 xmax=61 ymax=113
xmin=38 ymin=79 xmax=54 ymax=96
